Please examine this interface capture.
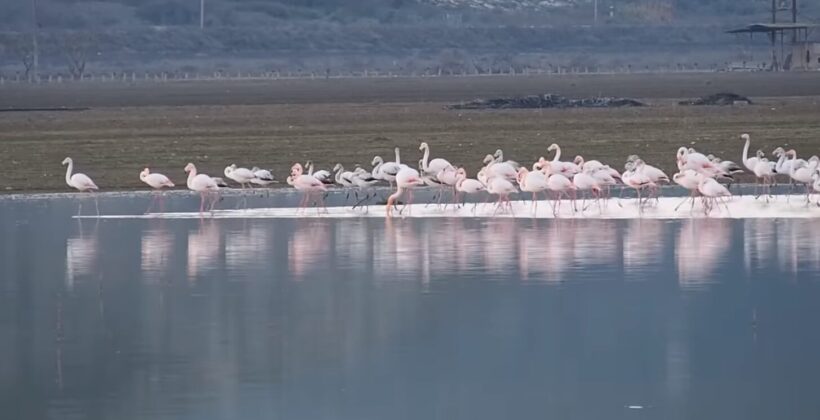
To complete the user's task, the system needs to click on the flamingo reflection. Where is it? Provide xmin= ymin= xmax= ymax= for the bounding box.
xmin=676 ymin=219 xmax=731 ymax=290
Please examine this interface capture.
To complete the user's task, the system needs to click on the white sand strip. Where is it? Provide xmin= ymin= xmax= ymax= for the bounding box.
xmin=75 ymin=195 xmax=820 ymax=220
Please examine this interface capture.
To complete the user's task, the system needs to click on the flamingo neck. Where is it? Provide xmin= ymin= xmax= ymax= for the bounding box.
xmin=187 ymin=168 xmax=197 ymax=189
xmin=307 ymin=164 xmax=314 ymax=176
xmin=334 ymin=165 xmax=343 ymax=183
xmin=421 ymin=145 xmax=429 ymax=171
xmin=395 ymin=149 xmax=401 ymax=165
xmin=742 ymin=138 xmax=750 ymax=164
xmin=64 ymin=160 xmax=73 ymax=187
xmin=552 ymin=146 xmax=561 ymax=162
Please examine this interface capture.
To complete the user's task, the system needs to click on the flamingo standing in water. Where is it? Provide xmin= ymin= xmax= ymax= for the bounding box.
xmin=697 ymin=177 xmax=731 ymax=215
xmin=386 ymin=166 xmax=422 ymax=217
xmin=419 ymin=142 xmax=454 ymax=176
xmin=572 ymin=170 xmax=602 ymax=212
xmin=741 ymin=133 xmax=760 ymax=173
xmin=753 ymin=157 xmax=776 ymax=201
xmin=224 ymin=164 xmax=256 ymax=188
xmin=516 ymin=167 xmax=548 ymax=214
xmin=672 ymin=170 xmax=703 ymax=212
xmin=184 ymin=163 xmax=220 ymax=213
xmin=289 ymin=163 xmax=328 ymax=213
xmin=545 ymin=143 xmax=580 ymax=178
xmin=249 ymin=167 xmax=276 ymax=186
xmin=485 ymin=174 xmax=518 ymax=215
xmin=536 ymin=160 xmax=574 ymax=216
xmin=454 ymin=167 xmax=485 ymax=213
xmin=788 ymin=153 xmax=820 ymax=202
xmin=140 ymin=168 xmax=174 ymax=213
xmin=62 ymin=157 xmax=99 ymax=215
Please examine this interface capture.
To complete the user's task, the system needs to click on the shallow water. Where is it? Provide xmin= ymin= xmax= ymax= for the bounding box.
xmin=2 ymin=193 xmax=820 ymax=420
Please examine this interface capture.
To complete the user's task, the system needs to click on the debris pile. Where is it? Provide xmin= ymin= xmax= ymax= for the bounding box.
xmin=678 ymin=92 xmax=752 ymax=106
xmin=448 ymin=94 xmax=645 ymax=110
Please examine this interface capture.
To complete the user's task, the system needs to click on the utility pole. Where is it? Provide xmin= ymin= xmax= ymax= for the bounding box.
xmin=791 ymin=0 xmax=797 ymax=43
xmin=593 ymin=0 xmax=598 ymax=25
xmin=200 ymin=0 xmax=205 ymax=30
xmin=31 ymin=0 xmax=39 ymax=82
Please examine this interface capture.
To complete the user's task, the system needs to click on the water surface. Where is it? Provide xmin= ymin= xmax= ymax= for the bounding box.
xmin=2 ymin=194 xmax=820 ymax=420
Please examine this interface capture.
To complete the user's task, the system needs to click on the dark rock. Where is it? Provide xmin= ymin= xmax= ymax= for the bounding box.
xmin=678 ymin=92 xmax=752 ymax=106
xmin=447 ymin=93 xmax=645 ymax=110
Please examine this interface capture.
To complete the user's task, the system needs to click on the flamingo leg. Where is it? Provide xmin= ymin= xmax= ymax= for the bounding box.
xmin=199 ymin=193 xmax=206 ymax=213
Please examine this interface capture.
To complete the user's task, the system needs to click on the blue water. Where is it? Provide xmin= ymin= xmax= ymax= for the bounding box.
xmin=1 ymin=193 xmax=819 ymax=420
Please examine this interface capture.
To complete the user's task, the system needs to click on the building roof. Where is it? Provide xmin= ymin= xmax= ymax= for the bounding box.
xmin=726 ymin=23 xmax=818 ymax=34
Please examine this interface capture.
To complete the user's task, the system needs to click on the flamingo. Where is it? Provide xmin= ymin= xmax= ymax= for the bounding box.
xmin=621 ymin=160 xmax=655 ymax=207
xmin=546 ymin=143 xmax=580 ymax=178
xmin=753 ymin=157 xmax=776 ymax=201
xmin=812 ymin=171 xmax=820 ymax=206
xmin=140 ymin=168 xmax=174 ymax=213
xmin=333 ymin=163 xmax=356 ymax=199
xmin=350 ymin=166 xmax=380 ymax=209
xmin=788 ymin=153 xmax=820 ymax=202
xmin=572 ymin=170 xmax=602 ymax=211
xmin=741 ymin=133 xmax=759 ymax=173
xmin=516 ymin=167 xmax=549 ymax=214
xmin=419 ymin=142 xmax=454 ymax=177
xmin=386 ymin=166 xmax=422 ymax=217
xmin=302 ymin=161 xmax=334 ymax=185
xmin=184 ymin=163 xmax=220 ymax=213
xmin=374 ymin=148 xmax=402 ymax=188
xmin=697 ymin=177 xmax=731 ymax=215
xmin=537 ymin=160 xmax=575 ymax=216
xmin=62 ymin=157 xmax=99 ymax=215
xmin=454 ymin=167 xmax=486 ymax=213
xmin=481 ymin=154 xmax=518 ymax=182
xmin=672 ymin=170 xmax=704 ymax=211
xmin=224 ymin=164 xmax=256 ymax=188
xmin=249 ymin=167 xmax=276 ymax=186
xmin=485 ymin=175 xmax=518 ymax=215
xmin=676 ymin=147 xmax=727 ymax=178
xmin=289 ymin=163 xmax=328 ymax=212
xmin=493 ymin=149 xmax=520 ymax=168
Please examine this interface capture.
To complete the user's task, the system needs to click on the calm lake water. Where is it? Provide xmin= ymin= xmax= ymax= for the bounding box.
xmin=1 ymin=193 xmax=820 ymax=420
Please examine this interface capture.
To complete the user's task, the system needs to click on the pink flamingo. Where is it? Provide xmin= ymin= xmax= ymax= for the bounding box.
xmin=62 ymin=157 xmax=99 ymax=215
xmin=289 ymin=163 xmax=328 ymax=212
xmin=672 ymin=170 xmax=703 ymax=212
xmin=572 ymin=171 xmax=602 ymax=211
xmin=454 ymin=167 xmax=486 ymax=213
xmin=184 ymin=163 xmax=220 ymax=213
xmin=516 ymin=167 xmax=548 ymax=214
xmin=386 ymin=166 xmax=422 ymax=217
xmin=140 ymin=168 xmax=175 ymax=213
xmin=697 ymin=177 xmax=731 ymax=215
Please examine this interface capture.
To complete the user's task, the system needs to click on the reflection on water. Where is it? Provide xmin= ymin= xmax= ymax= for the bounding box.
xmin=3 ymin=203 xmax=820 ymax=420
xmin=676 ymin=219 xmax=732 ymax=290
xmin=141 ymin=228 xmax=173 ymax=282
xmin=65 ymin=228 xmax=98 ymax=290
xmin=187 ymin=221 xmax=221 ymax=280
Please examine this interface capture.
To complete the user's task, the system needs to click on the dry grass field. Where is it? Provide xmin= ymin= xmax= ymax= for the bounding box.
xmin=1 ymin=72 xmax=820 ymax=192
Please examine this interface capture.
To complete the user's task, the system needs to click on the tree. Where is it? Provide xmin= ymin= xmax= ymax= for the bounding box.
xmin=7 ymin=38 xmax=36 ymax=81
xmin=60 ymin=32 xmax=93 ymax=79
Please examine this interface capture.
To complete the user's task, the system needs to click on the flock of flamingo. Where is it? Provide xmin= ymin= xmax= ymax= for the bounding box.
xmin=61 ymin=133 xmax=820 ymax=216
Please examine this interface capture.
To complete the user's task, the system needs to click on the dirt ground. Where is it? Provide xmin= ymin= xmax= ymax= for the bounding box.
xmin=1 ymin=72 xmax=820 ymax=193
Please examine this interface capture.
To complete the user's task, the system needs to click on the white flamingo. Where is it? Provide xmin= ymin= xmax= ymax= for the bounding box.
xmin=62 ymin=157 xmax=99 ymax=215
xmin=741 ymin=133 xmax=759 ymax=173
xmin=249 ymin=167 xmax=276 ymax=186
xmin=419 ymin=142 xmax=454 ymax=177
xmin=184 ymin=163 xmax=220 ymax=213
xmin=545 ymin=143 xmax=580 ymax=178
xmin=224 ymin=164 xmax=256 ymax=188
